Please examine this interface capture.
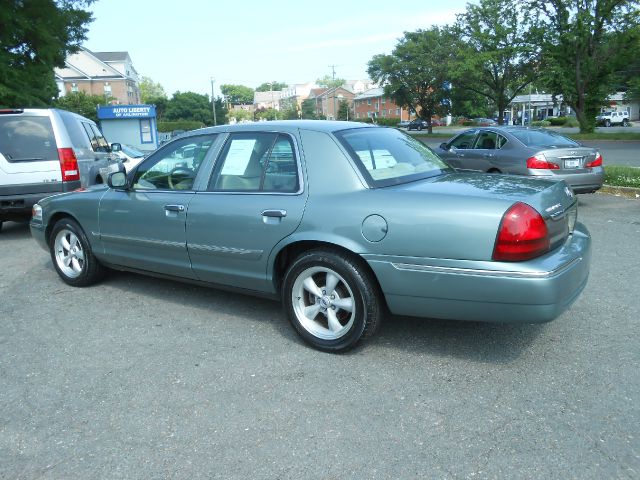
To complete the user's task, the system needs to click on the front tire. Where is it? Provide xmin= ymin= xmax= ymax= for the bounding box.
xmin=282 ymin=249 xmax=382 ymax=352
xmin=605 ymin=119 xmax=611 ymax=127
xmin=49 ymin=218 xmax=104 ymax=287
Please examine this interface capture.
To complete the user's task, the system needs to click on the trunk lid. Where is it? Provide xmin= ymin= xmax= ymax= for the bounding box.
xmin=539 ymin=147 xmax=598 ymax=173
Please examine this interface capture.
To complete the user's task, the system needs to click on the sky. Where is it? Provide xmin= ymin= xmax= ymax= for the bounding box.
xmin=84 ymin=0 xmax=474 ymax=98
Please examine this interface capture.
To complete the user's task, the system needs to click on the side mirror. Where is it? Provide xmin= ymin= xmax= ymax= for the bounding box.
xmin=110 ymin=142 xmax=122 ymax=152
xmin=439 ymin=143 xmax=450 ymax=151
xmin=108 ymin=171 xmax=128 ymax=189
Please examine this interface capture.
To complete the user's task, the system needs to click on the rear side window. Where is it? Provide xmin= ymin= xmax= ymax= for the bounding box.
xmin=209 ymin=133 xmax=299 ymax=193
xmin=0 ymin=116 xmax=58 ymax=162
xmin=60 ymin=113 xmax=91 ymax=149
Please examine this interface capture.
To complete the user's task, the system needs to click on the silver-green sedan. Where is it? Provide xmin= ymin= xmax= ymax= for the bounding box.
xmin=30 ymin=121 xmax=591 ymax=352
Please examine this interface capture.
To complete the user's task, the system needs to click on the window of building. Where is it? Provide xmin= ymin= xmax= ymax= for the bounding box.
xmin=382 ymin=97 xmax=386 ymax=104
xmin=103 ymin=83 xmax=112 ymax=97
xmin=367 ymin=99 xmax=371 ymax=105
xmin=140 ymin=119 xmax=153 ymax=144
xmin=71 ymin=83 xmax=78 ymax=93
xmin=375 ymin=102 xmax=379 ymax=109
xmin=396 ymin=108 xmax=400 ymax=116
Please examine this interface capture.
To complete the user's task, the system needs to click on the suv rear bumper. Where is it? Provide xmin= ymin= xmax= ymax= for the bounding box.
xmin=0 ymin=181 xmax=80 ymax=219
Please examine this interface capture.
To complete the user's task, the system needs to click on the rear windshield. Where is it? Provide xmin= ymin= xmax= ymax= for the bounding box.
xmin=0 ymin=116 xmax=58 ymax=162
xmin=335 ymin=127 xmax=450 ymax=187
xmin=510 ymin=129 xmax=579 ymax=148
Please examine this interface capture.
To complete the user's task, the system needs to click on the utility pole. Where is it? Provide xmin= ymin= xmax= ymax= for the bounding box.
xmin=210 ymin=77 xmax=217 ymax=126
xmin=328 ymin=65 xmax=337 ymax=82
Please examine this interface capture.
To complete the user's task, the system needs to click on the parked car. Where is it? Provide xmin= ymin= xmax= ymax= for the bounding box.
xmin=397 ymin=121 xmax=411 ymax=128
xmin=596 ymin=111 xmax=630 ymax=127
xmin=436 ymin=126 xmax=604 ymax=193
xmin=31 ymin=121 xmax=590 ymax=352
xmin=112 ymin=144 xmax=148 ymax=172
xmin=473 ymin=117 xmax=498 ymax=126
xmin=407 ymin=119 xmax=428 ymax=131
xmin=0 ymin=108 xmax=121 ymax=230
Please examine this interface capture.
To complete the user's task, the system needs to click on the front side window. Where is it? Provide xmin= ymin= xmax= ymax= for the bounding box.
xmin=209 ymin=132 xmax=299 ymax=193
xmin=450 ymin=131 xmax=478 ymax=149
xmin=132 ymin=135 xmax=216 ymax=191
xmin=335 ymin=127 xmax=450 ymax=187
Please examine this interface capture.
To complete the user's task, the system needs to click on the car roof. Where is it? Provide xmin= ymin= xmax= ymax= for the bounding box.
xmin=182 ymin=120 xmax=377 ymax=137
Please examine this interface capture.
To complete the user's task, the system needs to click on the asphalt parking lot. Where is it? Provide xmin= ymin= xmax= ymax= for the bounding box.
xmin=1 ymin=193 xmax=639 ymax=479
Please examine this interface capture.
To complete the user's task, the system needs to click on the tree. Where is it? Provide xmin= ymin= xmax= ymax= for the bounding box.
xmin=532 ymin=0 xmax=640 ymax=132
xmin=220 ymin=84 xmax=254 ymax=105
xmin=165 ymin=91 xmax=214 ymax=124
xmin=316 ymin=75 xmax=346 ymax=89
xmin=0 ymin=0 xmax=94 ymax=107
xmin=337 ymin=100 xmax=350 ymax=120
xmin=301 ymin=98 xmax=318 ymax=119
xmin=228 ymin=108 xmax=253 ymax=123
xmin=367 ymin=27 xmax=451 ymax=133
xmin=145 ymin=95 xmax=168 ymax=120
xmin=139 ymin=76 xmax=166 ymax=103
xmin=451 ymin=0 xmax=540 ymax=125
xmin=254 ymin=107 xmax=280 ymax=121
xmin=255 ymin=81 xmax=288 ymax=92
xmin=53 ymin=91 xmax=103 ymax=122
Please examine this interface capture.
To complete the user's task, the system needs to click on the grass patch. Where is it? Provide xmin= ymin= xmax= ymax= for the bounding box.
xmin=604 ymin=165 xmax=640 ymax=188
xmin=569 ymin=132 xmax=640 ymax=141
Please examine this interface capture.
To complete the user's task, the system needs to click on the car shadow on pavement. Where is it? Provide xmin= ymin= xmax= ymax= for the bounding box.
xmin=367 ymin=314 xmax=547 ymax=363
xmin=0 ymin=220 xmax=31 ymax=238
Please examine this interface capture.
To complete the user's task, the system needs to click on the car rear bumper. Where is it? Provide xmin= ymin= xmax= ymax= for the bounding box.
xmin=364 ymin=222 xmax=591 ymax=323
xmin=0 ymin=181 xmax=80 ymax=219
xmin=529 ymin=168 xmax=604 ymax=193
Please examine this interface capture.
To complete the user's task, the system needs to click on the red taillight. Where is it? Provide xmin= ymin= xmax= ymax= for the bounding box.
xmin=493 ymin=202 xmax=550 ymax=262
xmin=57 ymin=148 xmax=80 ymax=182
xmin=526 ymin=153 xmax=559 ymax=170
xmin=586 ymin=153 xmax=602 ymax=168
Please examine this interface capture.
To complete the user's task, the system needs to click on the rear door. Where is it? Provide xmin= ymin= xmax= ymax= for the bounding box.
xmin=186 ymin=131 xmax=307 ymax=292
xmin=0 ymin=111 xmax=61 ymax=186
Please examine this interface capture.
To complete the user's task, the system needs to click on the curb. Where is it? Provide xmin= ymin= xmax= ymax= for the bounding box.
xmin=599 ymin=185 xmax=640 ymax=198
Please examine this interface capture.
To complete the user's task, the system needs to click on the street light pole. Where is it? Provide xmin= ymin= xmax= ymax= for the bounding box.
xmin=210 ymin=77 xmax=217 ymax=126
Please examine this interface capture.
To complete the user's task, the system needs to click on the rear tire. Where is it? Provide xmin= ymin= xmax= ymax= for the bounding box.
xmin=49 ymin=218 xmax=104 ymax=287
xmin=623 ymin=119 xmax=629 ymax=127
xmin=282 ymin=249 xmax=383 ymax=352
xmin=0 ymin=221 xmax=3 ymax=233
xmin=605 ymin=119 xmax=611 ymax=127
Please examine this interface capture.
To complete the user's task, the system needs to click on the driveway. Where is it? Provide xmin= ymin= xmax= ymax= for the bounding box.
xmin=0 ymin=193 xmax=639 ymax=479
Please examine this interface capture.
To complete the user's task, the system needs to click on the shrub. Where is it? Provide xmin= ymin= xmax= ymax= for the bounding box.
xmin=548 ymin=117 xmax=567 ymax=126
xmin=157 ymin=120 xmax=205 ymax=132
xmin=531 ymin=120 xmax=551 ymax=127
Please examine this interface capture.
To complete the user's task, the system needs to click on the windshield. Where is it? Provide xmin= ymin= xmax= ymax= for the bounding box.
xmin=510 ymin=129 xmax=579 ymax=148
xmin=335 ymin=127 xmax=450 ymax=187
xmin=122 ymin=145 xmax=145 ymax=157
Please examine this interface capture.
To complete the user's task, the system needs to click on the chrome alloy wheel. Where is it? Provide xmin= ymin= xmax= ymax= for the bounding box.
xmin=291 ymin=266 xmax=356 ymax=340
xmin=54 ymin=229 xmax=85 ymax=278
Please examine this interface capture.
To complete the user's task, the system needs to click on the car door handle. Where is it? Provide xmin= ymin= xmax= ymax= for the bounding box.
xmin=262 ymin=209 xmax=287 ymax=218
xmin=165 ymin=204 xmax=185 ymax=212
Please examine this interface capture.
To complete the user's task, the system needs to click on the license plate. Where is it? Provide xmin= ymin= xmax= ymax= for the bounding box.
xmin=564 ymin=159 xmax=580 ymax=168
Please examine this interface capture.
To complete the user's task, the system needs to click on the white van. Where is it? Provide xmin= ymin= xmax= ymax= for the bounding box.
xmin=0 ymin=108 xmax=121 ymax=230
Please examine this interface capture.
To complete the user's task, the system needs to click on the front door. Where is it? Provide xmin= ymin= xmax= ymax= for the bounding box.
xmin=99 ymin=134 xmax=217 ymax=277
xmin=186 ymin=132 xmax=307 ymax=292
xmin=443 ymin=130 xmax=478 ymax=170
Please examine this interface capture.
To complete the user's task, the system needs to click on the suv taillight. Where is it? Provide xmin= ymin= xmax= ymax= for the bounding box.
xmin=526 ymin=154 xmax=559 ymax=170
xmin=586 ymin=153 xmax=603 ymax=168
xmin=493 ymin=202 xmax=550 ymax=262
xmin=57 ymin=148 xmax=80 ymax=182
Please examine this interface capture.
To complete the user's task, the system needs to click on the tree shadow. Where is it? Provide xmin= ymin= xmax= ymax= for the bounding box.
xmin=0 ymin=220 xmax=31 ymax=239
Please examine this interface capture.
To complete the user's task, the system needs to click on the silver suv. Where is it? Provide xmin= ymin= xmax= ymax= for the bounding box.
xmin=0 ymin=108 xmax=121 ymax=230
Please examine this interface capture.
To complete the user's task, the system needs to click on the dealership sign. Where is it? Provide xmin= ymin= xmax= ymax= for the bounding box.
xmin=97 ymin=105 xmax=156 ymax=119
